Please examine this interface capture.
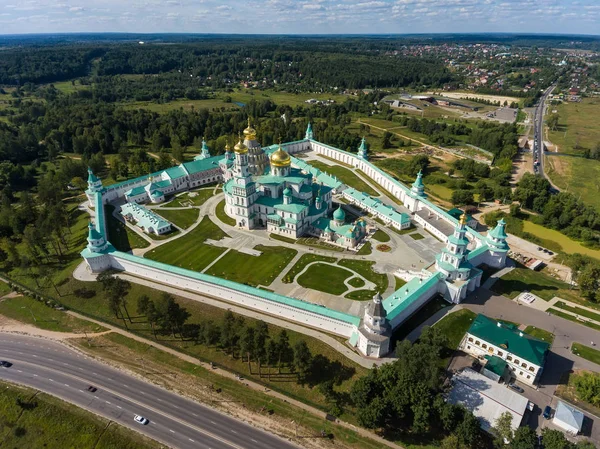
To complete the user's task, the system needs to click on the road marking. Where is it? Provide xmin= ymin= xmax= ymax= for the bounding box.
xmin=105 ymin=401 xmax=111 ymax=405
xmin=33 ymin=374 xmax=38 ymax=377
xmin=169 ymin=429 xmax=175 ymax=433
xmin=189 ymin=439 xmax=195 ymax=442
xmin=79 ymin=389 xmax=84 ymax=393
xmin=78 ymin=368 xmax=84 ymax=371
xmin=251 ymin=439 xmax=257 ymax=443
xmin=231 ymin=430 xmax=237 ymax=434
xmin=117 ymin=406 xmax=122 ymax=409
xmin=210 ymin=421 xmax=216 ymax=424
xmin=64 ymin=384 xmax=69 ymax=387
xmin=16 ymin=370 xmax=22 ymax=373
xmin=48 ymin=379 xmax=53 ymax=382
xmin=192 ymin=413 xmax=198 ymax=417
xmin=32 ymin=355 xmax=37 ymax=357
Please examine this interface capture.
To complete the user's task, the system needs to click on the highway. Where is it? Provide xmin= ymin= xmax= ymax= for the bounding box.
xmin=532 ymin=84 xmax=557 ymax=187
xmin=0 ymin=334 xmax=299 ymax=449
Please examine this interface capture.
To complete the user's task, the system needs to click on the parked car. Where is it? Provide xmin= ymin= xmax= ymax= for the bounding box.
xmin=543 ymin=405 xmax=552 ymax=419
xmin=134 ymin=415 xmax=149 ymax=425
xmin=0 ymin=361 xmax=12 ymax=368
xmin=87 ymin=386 xmax=97 ymax=393
xmin=508 ymin=383 xmax=524 ymax=393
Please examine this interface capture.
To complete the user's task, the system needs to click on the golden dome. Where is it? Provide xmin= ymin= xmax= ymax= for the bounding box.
xmin=270 ymin=145 xmax=291 ymax=167
xmin=225 ymin=142 xmax=231 ymax=152
xmin=234 ymin=138 xmax=248 ymax=154
xmin=243 ymin=118 xmax=257 ymax=140
xmin=459 ymin=212 xmax=467 ymax=226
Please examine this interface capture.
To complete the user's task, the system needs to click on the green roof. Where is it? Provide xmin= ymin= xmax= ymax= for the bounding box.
xmin=87 ymin=168 xmax=99 ymax=183
xmin=333 ymin=205 xmax=346 ymax=221
xmin=448 ymin=208 xmax=472 ymax=222
xmin=488 ymin=219 xmax=508 ymax=240
xmin=125 ymin=186 xmax=147 ymax=197
xmin=182 ymin=155 xmax=222 ymax=175
xmin=468 ymin=314 xmax=549 ymax=366
xmin=275 ymin=202 xmax=307 ymax=214
xmin=113 ymin=251 xmax=360 ymax=327
xmin=383 ymin=272 xmax=442 ymax=322
xmin=484 ymin=355 xmax=508 ymax=377
xmin=164 ymin=165 xmax=188 ymax=180
xmin=448 ymin=234 xmax=469 ymax=246
xmin=121 ymin=203 xmax=171 ymax=231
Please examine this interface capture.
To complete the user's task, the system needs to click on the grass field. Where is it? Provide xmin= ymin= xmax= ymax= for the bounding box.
xmin=0 ymin=381 xmax=160 ymax=448
xmin=371 ymin=229 xmax=390 ymax=242
xmin=546 ymin=98 xmax=600 ymax=211
xmin=227 ymin=88 xmax=349 ymax=108
xmin=144 ymin=216 xmax=228 ymax=272
xmin=554 ymin=301 xmax=600 ymax=323
xmin=492 ymin=266 xmax=582 ymax=303
xmin=215 ymin=199 xmax=236 ymax=226
xmin=0 ymin=296 xmax=107 ymax=333
xmin=105 ymin=205 xmax=150 ymax=251
xmin=205 ymin=245 xmax=297 ymax=287
xmin=409 ymin=233 xmax=425 ymax=240
xmin=162 ymin=188 xmax=215 ymax=207
xmin=356 ymin=241 xmax=372 ymax=255
xmin=338 ymin=260 xmax=388 ymax=294
xmin=522 ymin=220 xmax=600 ymax=260
xmin=572 ymin=343 xmax=600 ymax=365
xmin=524 ymin=326 xmax=555 ymax=344
xmin=123 ymin=98 xmax=239 ymax=113
xmin=297 ymin=263 xmax=353 ymax=295
xmin=281 ymin=254 xmax=337 ymax=283
xmin=307 ymin=161 xmax=379 ymax=196
xmin=154 ymin=208 xmax=199 ymax=229
xmin=548 ymin=309 xmax=600 ymax=332
xmin=434 ymin=309 xmax=478 ymax=367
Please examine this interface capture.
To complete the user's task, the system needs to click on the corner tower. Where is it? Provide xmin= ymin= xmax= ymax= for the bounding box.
xmin=357 ymin=137 xmax=368 ymax=160
xmin=486 ymin=218 xmax=509 ymax=268
xmin=305 ymin=122 xmax=314 ymax=140
xmin=85 ymin=168 xmax=103 ymax=206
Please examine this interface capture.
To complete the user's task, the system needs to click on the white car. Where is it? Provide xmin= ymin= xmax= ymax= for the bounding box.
xmin=134 ymin=415 xmax=149 ymax=425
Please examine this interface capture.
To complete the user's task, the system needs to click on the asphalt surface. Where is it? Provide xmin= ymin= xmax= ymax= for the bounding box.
xmin=533 ymin=84 xmax=557 ymax=184
xmin=0 ymin=334 xmax=299 ymax=449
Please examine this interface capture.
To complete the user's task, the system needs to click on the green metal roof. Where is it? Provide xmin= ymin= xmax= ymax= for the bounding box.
xmin=484 ymin=355 xmax=507 ymax=377
xmin=126 ymin=186 xmax=147 ymax=197
xmin=333 ymin=205 xmax=346 ymax=221
xmin=383 ymin=272 xmax=442 ymax=322
xmin=182 ymin=155 xmax=222 ymax=175
xmin=343 ymin=188 xmax=410 ymax=225
xmin=447 ymin=234 xmax=469 ymax=246
xmin=412 ymin=170 xmax=425 ymax=189
xmin=113 ymin=251 xmax=360 ymax=327
xmin=448 ymin=208 xmax=472 ymax=222
xmin=488 ymin=219 xmax=508 ymax=240
xmin=275 ymin=202 xmax=307 ymax=214
xmin=87 ymin=168 xmax=99 ymax=183
xmin=164 ymin=165 xmax=188 ymax=180
xmin=121 ymin=203 xmax=171 ymax=231
xmin=467 ymin=314 xmax=549 ymax=366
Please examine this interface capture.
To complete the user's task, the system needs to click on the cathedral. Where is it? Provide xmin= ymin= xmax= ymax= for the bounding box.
xmin=222 ymin=120 xmax=368 ymax=247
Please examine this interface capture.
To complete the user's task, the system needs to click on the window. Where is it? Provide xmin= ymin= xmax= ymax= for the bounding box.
xmin=482 ymin=344 xmax=487 ymax=349
xmin=527 ymin=375 xmax=531 ymax=379
xmin=497 ymin=351 xmax=503 ymax=357
xmin=467 ymin=345 xmax=471 ymax=350
xmin=519 ymin=371 xmax=523 ymax=375
xmin=507 ymin=356 xmax=512 ymax=361
xmin=521 ymin=363 xmax=527 ymax=368
xmin=514 ymin=359 xmax=520 ymax=365
xmin=529 ymin=366 xmax=535 ymax=372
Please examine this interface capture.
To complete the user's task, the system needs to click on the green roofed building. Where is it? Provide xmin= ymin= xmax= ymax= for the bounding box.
xmin=121 ymin=203 xmax=172 ymax=235
xmin=460 ymin=314 xmax=549 ymax=385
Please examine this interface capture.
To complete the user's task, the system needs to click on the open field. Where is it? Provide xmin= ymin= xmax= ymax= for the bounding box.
xmin=162 ymin=188 xmax=215 ymax=207
xmin=154 ymin=207 xmax=199 ymax=229
xmin=0 ymin=295 xmax=107 ymax=333
xmin=215 ymin=199 xmax=236 ymax=226
xmin=338 ymin=260 xmax=388 ymax=293
xmin=523 ymin=326 xmax=555 ymax=344
xmin=307 ymin=161 xmax=379 ymax=196
xmin=205 ymin=245 xmax=297 ymax=287
xmin=371 ymin=230 xmax=390 ymax=242
xmin=492 ymin=266 xmax=582 ymax=304
xmin=572 ymin=343 xmax=600 ymax=365
xmin=521 ymin=220 xmax=600 ymax=260
xmin=546 ymin=98 xmax=600 ymax=211
xmin=227 ymin=89 xmax=349 ymax=108
xmin=144 ymin=216 xmax=228 ymax=272
xmin=297 ymin=263 xmax=353 ymax=295
xmin=0 ymin=380 xmax=160 ymax=449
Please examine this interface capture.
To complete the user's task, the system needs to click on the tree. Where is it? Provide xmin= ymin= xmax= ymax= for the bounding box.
xmin=266 ymin=339 xmax=278 ymax=380
xmin=452 ymin=190 xmax=474 ymax=206
xmin=293 ymin=341 xmax=312 ymax=381
xmin=155 ymin=293 xmax=190 ymax=338
xmin=493 ymin=411 xmax=513 ymax=446
xmin=382 ymin=131 xmax=393 ymax=149
xmin=220 ymin=310 xmax=237 ymax=355
xmin=240 ymin=326 xmax=255 ymax=372
xmin=510 ymin=426 xmax=537 ymax=449
xmin=406 ymin=155 xmax=430 ymax=177
xmin=541 ymin=429 xmax=571 ymax=449
xmin=577 ymin=265 xmax=600 ymax=302
xmin=137 ymin=294 xmax=151 ymax=316
xmin=254 ymin=321 xmax=268 ymax=376
xmin=574 ymin=372 xmax=600 ymax=406
xmin=276 ymin=330 xmax=291 ymax=373
xmin=455 ymin=411 xmax=482 ymax=449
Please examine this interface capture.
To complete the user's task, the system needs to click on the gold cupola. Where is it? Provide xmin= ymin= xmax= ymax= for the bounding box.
xmin=459 ymin=212 xmax=467 ymax=226
xmin=243 ymin=118 xmax=257 ymax=140
xmin=270 ymin=144 xmax=291 ymax=167
xmin=234 ymin=136 xmax=248 ymax=154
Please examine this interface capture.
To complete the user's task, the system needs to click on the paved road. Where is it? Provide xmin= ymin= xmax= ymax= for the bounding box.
xmin=533 ymin=84 xmax=558 ymax=188
xmin=0 ymin=334 xmax=298 ymax=449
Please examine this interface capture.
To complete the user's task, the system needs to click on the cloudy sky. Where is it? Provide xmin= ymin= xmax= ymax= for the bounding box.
xmin=0 ymin=0 xmax=599 ymax=36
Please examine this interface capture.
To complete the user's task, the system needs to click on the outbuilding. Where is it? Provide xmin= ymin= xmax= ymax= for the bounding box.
xmin=553 ymin=401 xmax=584 ymax=435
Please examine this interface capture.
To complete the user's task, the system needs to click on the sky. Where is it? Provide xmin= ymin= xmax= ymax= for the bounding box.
xmin=0 ymin=0 xmax=599 ymax=36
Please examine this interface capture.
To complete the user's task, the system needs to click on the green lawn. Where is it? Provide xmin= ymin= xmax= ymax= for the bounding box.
xmin=548 ymin=309 xmax=600 ymax=332
xmin=409 ymin=233 xmax=425 ymax=240
xmin=348 ymin=277 xmax=365 ymax=288
xmin=269 ymin=233 xmax=297 ymax=244
xmin=522 ymin=220 xmax=600 ymax=260
xmin=297 ymin=263 xmax=353 ymax=295
xmin=0 ymin=296 xmax=107 ymax=333
xmin=492 ymin=266 xmax=582 ymax=303
xmin=105 ymin=205 xmax=150 ymax=251
xmin=162 ymin=189 xmax=215 ymax=207
xmin=307 ymin=161 xmax=379 ymax=196
xmin=338 ymin=260 xmax=388 ymax=294
xmin=554 ymin=301 xmax=600 ymax=323
xmin=296 ymin=236 xmax=346 ymax=252
xmin=345 ymin=289 xmax=378 ymax=301
xmin=394 ymin=277 xmax=407 ymax=291
xmin=144 ymin=216 xmax=228 ymax=272
xmin=282 ymin=254 xmax=337 ymax=284
xmin=0 ymin=381 xmax=160 ymax=448
xmin=356 ymin=241 xmax=372 ymax=255
xmin=434 ymin=309 xmax=477 ymax=351
xmin=392 ymin=296 xmax=449 ymax=343
xmin=215 ymin=199 xmax=236 ymax=226
xmin=154 ymin=208 xmax=199 ymax=229
xmin=371 ymin=229 xmax=390 ymax=242
xmin=205 ymin=245 xmax=297 ymax=287
xmin=524 ymin=326 xmax=555 ymax=344
xmin=572 ymin=343 xmax=600 ymax=365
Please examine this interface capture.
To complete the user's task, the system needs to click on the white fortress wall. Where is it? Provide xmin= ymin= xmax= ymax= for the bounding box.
xmin=109 ymin=252 xmax=358 ymax=338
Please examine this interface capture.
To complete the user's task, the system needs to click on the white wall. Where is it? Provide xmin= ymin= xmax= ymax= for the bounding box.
xmin=109 ymin=253 xmax=357 ymax=338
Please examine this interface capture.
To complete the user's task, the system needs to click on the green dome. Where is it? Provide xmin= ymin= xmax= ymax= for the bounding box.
xmin=333 ymin=206 xmax=345 ymax=221
xmin=283 ymin=187 xmax=291 ymax=196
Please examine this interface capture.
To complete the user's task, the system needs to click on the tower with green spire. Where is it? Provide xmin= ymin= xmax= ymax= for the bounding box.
xmin=486 ymin=218 xmax=509 ymax=267
xmin=85 ymin=167 xmax=104 ymax=206
xmin=86 ymin=221 xmax=108 ymax=253
xmin=357 ymin=137 xmax=368 ymax=160
xmin=411 ymin=170 xmax=425 ymax=197
xmin=194 ymin=139 xmax=211 ymax=160
xmin=305 ymin=122 xmax=314 ymax=140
